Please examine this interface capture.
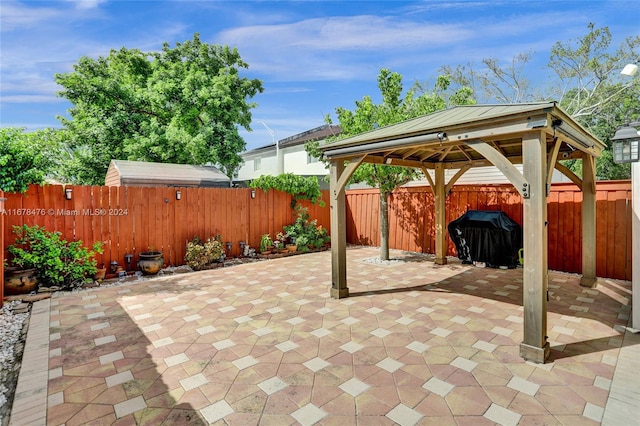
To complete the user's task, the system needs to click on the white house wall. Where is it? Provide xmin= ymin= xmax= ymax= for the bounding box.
xmin=238 ymin=145 xmax=329 ymax=181
xmin=283 ymin=145 xmax=329 ymax=175
xmin=237 ymin=152 xmax=278 ymax=181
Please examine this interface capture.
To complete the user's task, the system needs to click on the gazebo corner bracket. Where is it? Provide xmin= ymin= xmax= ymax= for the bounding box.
xmin=332 ymin=155 xmax=365 ymax=198
xmin=467 ymin=140 xmax=530 ymax=198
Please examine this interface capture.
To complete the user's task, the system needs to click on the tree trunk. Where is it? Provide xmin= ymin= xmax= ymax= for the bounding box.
xmin=379 ymin=190 xmax=390 ymax=261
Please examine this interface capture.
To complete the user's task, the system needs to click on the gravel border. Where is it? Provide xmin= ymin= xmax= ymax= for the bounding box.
xmin=0 ymin=301 xmax=30 ymax=426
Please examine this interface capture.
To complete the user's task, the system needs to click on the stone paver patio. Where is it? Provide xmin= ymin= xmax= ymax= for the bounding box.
xmin=9 ymin=246 xmax=638 ymax=425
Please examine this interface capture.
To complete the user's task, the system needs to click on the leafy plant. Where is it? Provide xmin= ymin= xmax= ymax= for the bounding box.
xmin=259 ymin=234 xmax=273 ymax=252
xmin=295 ymin=235 xmax=309 ymax=252
xmin=282 ymin=205 xmax=328 ymax=251
xmin=184 ymin=236 xmax=225 ymax=271
xmin=7 ymin=225 xmax=103 ymax=289
xmin=250 ymin=173 xmax=325 ymax=208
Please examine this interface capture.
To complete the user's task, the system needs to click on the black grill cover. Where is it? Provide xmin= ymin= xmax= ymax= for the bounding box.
xmin=448 ymin=210 xmax=522 ymax=268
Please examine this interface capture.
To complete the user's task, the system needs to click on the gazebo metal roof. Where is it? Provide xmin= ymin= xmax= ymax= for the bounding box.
xmin=320 ymin=102 xmax=604 ymax=169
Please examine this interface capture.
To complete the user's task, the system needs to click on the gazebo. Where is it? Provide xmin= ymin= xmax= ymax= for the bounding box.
xmin=318 ymin=102 xmax=606 ymax=363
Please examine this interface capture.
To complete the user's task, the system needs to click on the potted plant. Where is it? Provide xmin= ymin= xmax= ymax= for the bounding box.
xmin=94 ymin=264 xmax=107 ymax=282
xmin=260 ymin=233 xmax=273 ymax=254
xmin=286 ymin=236 xmax=298 ymax=252
xmin=7 ymin=224 xmax=103 ymax=292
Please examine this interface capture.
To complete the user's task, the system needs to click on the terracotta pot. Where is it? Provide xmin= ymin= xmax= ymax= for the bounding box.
xmin=4 ymin=267 xmax=39 ymax=295
xmin=286 ymin=244 xmax=297 ymax=252
xmin=94 ymin=268 xmax=107 ymax=281
xmin=137 ymin=251 xmax=164 ymax=275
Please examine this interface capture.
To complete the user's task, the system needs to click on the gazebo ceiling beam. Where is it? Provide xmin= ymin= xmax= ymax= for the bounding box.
xmin=466 ymin=139 xmax=530 ymax=198
xmin=438 ymin=146 xmax=454 ymax=161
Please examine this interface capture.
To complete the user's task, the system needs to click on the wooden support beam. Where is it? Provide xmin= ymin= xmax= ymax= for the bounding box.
xmin=329 ymin=160 xmax=349 ymax=299
xmin=546 ymin=138 xmax=562 ymax=194
xmin=434 ymin=163 xmax=447 ymax=265
xmin=580 ymin=154 xmax=597 ymax=288
xmin=334 ymin=156 xmax=365 ymax=196
xmin=438 ymin=146 xmax=454 ymax=161
xmin=467 ymin=140 xmax=529 ymax=198
xmin=445 ymin=164 xmax=472 ymax=195
xmin=519 ymin=132 xmax=550 ymax=363
xmin=420 ymin=167 xmax=435 ymax=194
xmin=554 ymin=162 xmax=583 ymax=189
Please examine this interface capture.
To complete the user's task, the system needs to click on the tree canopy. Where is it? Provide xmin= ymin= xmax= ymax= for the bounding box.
xmin=55 ymin=33 xmax=263 ymax=184
xmin=0 ymin=128 xmax=61 ymax=193
xmin=443 ymin=23 xmax=640 ymax=179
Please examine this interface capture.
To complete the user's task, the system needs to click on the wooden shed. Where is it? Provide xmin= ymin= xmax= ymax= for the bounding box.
xmin=105 ymin=160 xmax=230 ymax=187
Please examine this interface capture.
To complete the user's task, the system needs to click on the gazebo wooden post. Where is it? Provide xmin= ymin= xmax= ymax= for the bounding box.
xmin=580 ymin=154 xmax=597 ymax=287
xmin=520 ymin=132 xmax=550 ymax=363
xmin=329 ymin=160 xmax=349 ymax=298
xmin=434 ymin=163 xmax=447 ymax=265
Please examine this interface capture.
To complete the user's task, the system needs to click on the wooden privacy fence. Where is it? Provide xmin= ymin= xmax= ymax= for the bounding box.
xmin=2 ymin=185 xmax=330 ymax=271
xmin=345 ymin=181 xmax=632 ymax=281
xmin=1 ymin=181 xmax=632 ymax=281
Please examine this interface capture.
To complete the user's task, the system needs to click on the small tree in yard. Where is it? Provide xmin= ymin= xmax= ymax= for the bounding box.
xmin=307 ymin=69 xmax=474 ymax=260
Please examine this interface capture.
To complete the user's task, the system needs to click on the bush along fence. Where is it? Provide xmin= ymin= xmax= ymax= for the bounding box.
xmin=345 ymin=180 xmax=632 ymax=281
xmin=1 ymin=185 xmax=331 ymax=275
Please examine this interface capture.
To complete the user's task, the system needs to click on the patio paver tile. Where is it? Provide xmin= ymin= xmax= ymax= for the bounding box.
xmin=13 ymin=247 xmax=633 ymax=426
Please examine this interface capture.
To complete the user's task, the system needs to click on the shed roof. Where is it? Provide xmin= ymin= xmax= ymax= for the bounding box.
xmin=319 ymin=102 xmax=604 ymax=169
xmin=107 ymin=160 xmax=229 ymax=187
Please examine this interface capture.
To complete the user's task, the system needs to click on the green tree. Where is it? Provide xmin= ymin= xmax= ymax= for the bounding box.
xmin=442 ymin=24 xmax=640 ymax=180
xmin=549 ymin=23 xmax=640 ymax=179
xmin=0 ymin=128 xmax=61 ymax=192
xmin=55 ymin=33 xmax=263 ymax=184
xmin=308 ymin=69 xmax=474 ymax=260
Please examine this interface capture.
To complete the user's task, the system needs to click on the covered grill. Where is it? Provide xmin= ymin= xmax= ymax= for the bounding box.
xmin=448 ymin=210 xmax=522 ymax=268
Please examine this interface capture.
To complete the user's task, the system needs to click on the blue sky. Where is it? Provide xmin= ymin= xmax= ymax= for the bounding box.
xmin=1 ymin=0 xmax=638 ymax=151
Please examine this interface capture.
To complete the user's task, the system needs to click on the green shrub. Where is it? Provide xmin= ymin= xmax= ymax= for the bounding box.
xmin=249 ymin=173 xmax=325 ymax=208
xmin=8 ymin=225 xmax=103 ymax=289
xmin=283 ymin=205 xmax=329 ymax=251
xmin=184 ymin=236 xmax=225 ymax=270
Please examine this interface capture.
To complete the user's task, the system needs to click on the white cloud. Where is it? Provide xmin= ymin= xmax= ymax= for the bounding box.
xmin=69 ymin=0 xmax=107 ymax=10
xmin=0 ymin=2 xmax=61 ymax=31
xmin=220 ymin=15 xmax=471 ymax=52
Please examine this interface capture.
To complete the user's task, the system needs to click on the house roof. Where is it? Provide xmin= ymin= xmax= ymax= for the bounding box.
xmin=107 ymin=160 xmax=229 ymax=186
xmin=242 ymin=124 xmax=341 ymax=155
xmin=319 ymin=102 xmax=605 ymax=168
xmin=278 ymin=124 xmax=341 ymax=148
